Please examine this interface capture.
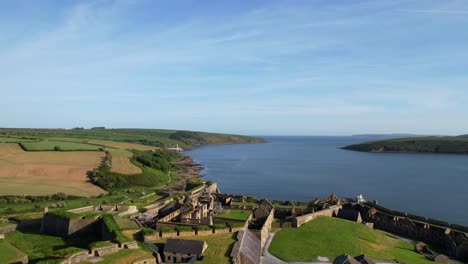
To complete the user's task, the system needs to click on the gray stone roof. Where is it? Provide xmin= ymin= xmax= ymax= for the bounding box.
xmin=333 ymin=254 xmax=360 ymax=264
xmin=163 ymin=238 xmax=207 ymax=255
xmin=354 ymin=254 xmax=376 ymax=264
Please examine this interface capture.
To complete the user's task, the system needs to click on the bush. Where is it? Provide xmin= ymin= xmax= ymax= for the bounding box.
xmin=175 ymin=226 xmax=192 ymax=232
xmin=193 ymin=225 xmax=211 ymax=231
xmin=141 ymin=227 xmax=156 ymax=236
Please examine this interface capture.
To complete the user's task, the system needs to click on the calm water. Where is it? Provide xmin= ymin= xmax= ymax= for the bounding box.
xmin=186 ymin=136 xmax=468 ymax=225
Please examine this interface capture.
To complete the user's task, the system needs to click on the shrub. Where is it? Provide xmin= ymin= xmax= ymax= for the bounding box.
xmin=141 ymin=227 xmax=156 ymax=236
xmin=193 ymin=225 xmax=211 ymax=231
xmin=175 ymin=226 xmax=192 ymax=232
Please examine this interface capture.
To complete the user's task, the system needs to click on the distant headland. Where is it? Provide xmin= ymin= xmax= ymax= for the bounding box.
xmin=343 ymin=135 xmax=468 ymax=154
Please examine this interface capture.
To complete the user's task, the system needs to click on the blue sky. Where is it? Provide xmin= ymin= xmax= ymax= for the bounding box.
xmin=1 ymin=0 xmax=468 ymax=135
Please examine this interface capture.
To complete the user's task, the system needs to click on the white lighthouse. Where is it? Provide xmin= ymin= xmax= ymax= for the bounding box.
xmin=357 ymin=194 xmax=366 ymax=204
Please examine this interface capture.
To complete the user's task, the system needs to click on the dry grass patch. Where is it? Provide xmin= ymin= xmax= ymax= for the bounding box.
xmin=111 ymin=155 xmax=142 ymax=175
xmin=87 ymin=140 xmax=157 ymax=151
xmin=0 ymin=143 xmax=106 ymax=197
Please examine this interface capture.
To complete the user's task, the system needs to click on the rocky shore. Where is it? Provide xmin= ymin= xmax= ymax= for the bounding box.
xmin=172 ymin=155 xmax=204 ymax=181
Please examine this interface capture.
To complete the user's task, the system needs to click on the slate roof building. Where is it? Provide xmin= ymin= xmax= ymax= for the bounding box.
xmin=334 ymin=254 xmax=376 ymax=264
xmin=163 ymin=238 xmax=207 ymax=263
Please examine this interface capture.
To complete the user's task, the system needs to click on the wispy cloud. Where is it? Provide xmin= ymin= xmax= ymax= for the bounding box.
xmin=1 ymin=0 xmax=468 ymax=134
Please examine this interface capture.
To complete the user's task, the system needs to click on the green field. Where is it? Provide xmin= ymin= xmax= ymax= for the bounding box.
xmin=214 ymin=209 xmax=251 ymax=222
xmin=21 ymin=141 xmax=101 ymax=151
xmin=0 ymin=240 xmax=25 ymax=263
xmin=153 ymin=233 xmax=237 ymax=264
xmin=269 ymin=216 xmax=433 ymax=263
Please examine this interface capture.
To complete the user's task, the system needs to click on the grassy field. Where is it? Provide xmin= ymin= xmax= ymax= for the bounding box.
xmin=21 ymin=141 xmax=101 ymax=151
xmin=0 ymin=143 xmax=106 ymax=197
xmin=214 ymin=209 xmax=251 ymax=222
xmin=153 ymin=233 xmax=237 ymax=264
xmin=88 ymin=139 xmax=157 ymax=151
xmin=5 ymin=228 xmax=99 ymax=263
xmin=269 ymin=216 xmax=433 ymax=264
xmin=0 ymin=240 xmax=26 ymax=263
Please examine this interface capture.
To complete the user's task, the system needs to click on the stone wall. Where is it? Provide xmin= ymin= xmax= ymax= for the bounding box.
xmin=292 ymin=206 xmax=342 ymax=228
xmin=132 ymin=258 xmax=157 ymax=264
xmin=158 ymin=208 xmax=181 ymax=222
xmin=68 ymin=206 xmax=94 ymax=214
xmin=358 ymin=203 xmax=468 ymax=263
xmin=92 ymin=244 xmax=119 ymax=256
xmin=63 ymin=251 xmax=89 ymax=264
xmin=0 ymin=224 xmax=17 ymax=235
xmin=41 ymin=213 xmax=71 ymax=237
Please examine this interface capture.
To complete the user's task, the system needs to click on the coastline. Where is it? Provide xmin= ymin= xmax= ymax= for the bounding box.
xmin=172 ymin=155 xmax=204 ymax=181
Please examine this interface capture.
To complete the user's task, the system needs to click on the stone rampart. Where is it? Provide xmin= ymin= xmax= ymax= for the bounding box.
xmin=68 ymin=217 xmax=100 ymax=237
xmin=292 ymin=206 xmax=342 ymax=228
xmin=68 ymin=206 xmax=94 ymax=214
xmin=41 ymin=213 xmax=71 ymax=237
xmin=358 ymin=203 xmax=468 ymax=262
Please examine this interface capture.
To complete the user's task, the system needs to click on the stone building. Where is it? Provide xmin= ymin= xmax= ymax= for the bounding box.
xmin=334 ymin=254 xmax=375 ymax=264
xmin=163 ymin=238 xmax=207 ymax=263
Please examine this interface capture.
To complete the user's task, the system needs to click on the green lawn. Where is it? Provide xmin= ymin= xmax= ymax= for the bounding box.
xmin=0 ymin=239 xmax=26 ymax=263
xmin=269 ymin=216 xmax=433 ymax=264
xmin=214 ymin=209 xmax=251 ymax=222
xmin=5 ymin=228 xmax=99 ymax=262
xmin=21 ymin=141 xmax=101 ymax=151
xmin=153 ymin=233 xmax=236 ymax=264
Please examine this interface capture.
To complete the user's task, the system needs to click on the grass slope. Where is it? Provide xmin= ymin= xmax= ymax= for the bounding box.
xmin=5 ymin=228 xmax=99 ymax=263
xmin=0 ymin=240 xmax=25 ymax=263
xmin=343 ymin=136 xmax=468 ymax=154
xmin=269 ymin=216 xmax=433 ymax=264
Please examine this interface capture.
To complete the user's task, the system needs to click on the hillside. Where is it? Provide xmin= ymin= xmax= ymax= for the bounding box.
xmin=342 ymin=136 xmax=468 ymax=154
xmin=0 ymin=128 xmax=265 ymax=149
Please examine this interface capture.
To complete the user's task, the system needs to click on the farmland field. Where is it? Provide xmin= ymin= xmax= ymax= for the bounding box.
xmin=88 ymin=139 xmax=157 ymax=151
xmin=0 ymin=136 xmax=36 ymax=143
xmin=0 ymin=143 xmax=106 ymax=197
xmin=21 ymin=141 xmax=101 ymax=151
xmin=111 ymin=155 xmax=142 ymax=174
